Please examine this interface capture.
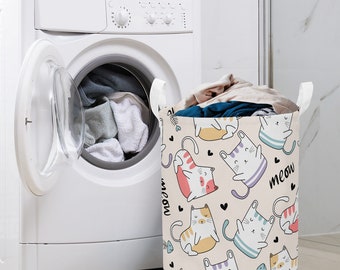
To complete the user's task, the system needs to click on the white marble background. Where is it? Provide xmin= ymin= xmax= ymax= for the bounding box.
xmin=271 ymin=0 xmax=340 ymax=235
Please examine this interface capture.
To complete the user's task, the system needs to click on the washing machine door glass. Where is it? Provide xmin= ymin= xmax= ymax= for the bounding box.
xmin=15 ymin=39 xmax=85 ymax=195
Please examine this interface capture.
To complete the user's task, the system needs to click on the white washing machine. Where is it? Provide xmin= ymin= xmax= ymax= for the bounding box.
xmin=14 ymin=0 xmax=200 ymax=269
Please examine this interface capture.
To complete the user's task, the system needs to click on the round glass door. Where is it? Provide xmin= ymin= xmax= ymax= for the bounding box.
xmin=15 ymin=40 xmax=84 ymax=195
xmin=42 ymin=62 xmax=84 ymax=175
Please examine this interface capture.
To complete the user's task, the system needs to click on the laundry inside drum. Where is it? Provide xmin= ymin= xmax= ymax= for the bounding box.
xmin=77 ymin=63 xmax=159 ymax=170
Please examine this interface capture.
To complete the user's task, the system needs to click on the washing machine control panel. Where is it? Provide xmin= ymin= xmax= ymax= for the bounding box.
xmin=104 ymin=0 xmax=194 ymax=33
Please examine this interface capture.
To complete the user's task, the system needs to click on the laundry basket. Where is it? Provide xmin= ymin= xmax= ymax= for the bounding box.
xmin=151 ymin=79 xmax=313 ymax=270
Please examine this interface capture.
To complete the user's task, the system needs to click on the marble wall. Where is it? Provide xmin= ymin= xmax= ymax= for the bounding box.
xmin=271 ymin=0 xmax=340 ymax=235
xmin=200 ymin=0 xmax=259 ymax=84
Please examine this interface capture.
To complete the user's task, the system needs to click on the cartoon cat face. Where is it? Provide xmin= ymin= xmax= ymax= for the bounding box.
xmin=220 ymin=131 xmax=267 ymax=199
xmin=222 ymin=200 xmax=275 ymax=259
xmin=270 ymin=246 xmax=298 ymax=270
xmin=259 ymin=113 xmax=293 ymax=150
xmin=241 ymin=201 xmax=275 ymax=243
xmin=174 ymin=149 xmax=218 ymax=201
xmin=191 ymin=204 xmax=212 ymax=227
xmin=221 ymin=130 xmax=266 ymax=180
xmin=171 ymin=204 xmax=219 ymax=256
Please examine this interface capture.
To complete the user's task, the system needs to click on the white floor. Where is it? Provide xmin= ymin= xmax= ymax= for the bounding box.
xmin=299 ymin=233 xmax=340 ymax=269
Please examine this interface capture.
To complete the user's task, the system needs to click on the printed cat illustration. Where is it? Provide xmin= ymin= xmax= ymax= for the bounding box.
xmin=222 ymin=200 xmax=275 ymax=259
xmin=173 ymin=136 xmax=218 ymax=201
xmin=171 ymin=204 xmax=219 ymax=256
xmin=194 ymin=117 xmax=239 ymax=141
xmin=220 ymin=130 xmax=267 ymax=200
xmin=203 ymin=250 xmax=239 ymax=270
xmin=273 ymin=196 xmax=299 ymax=235
xmin=270 ymin=246 xmax=298 ymax=270
xmin=259 ymin=113 xmax=296 ymax=155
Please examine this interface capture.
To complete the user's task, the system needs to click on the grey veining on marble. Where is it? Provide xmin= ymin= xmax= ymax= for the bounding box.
xmin=271 ymin=0 xmax=340 ymax=235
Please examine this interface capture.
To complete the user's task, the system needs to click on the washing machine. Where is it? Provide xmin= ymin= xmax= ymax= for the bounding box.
xmin=14 ymin=0 xmax=200 ymax=269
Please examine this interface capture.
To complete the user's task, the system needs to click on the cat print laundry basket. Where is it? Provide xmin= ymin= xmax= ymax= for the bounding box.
xmin=151 ymin=79 xmax=313 ymax=270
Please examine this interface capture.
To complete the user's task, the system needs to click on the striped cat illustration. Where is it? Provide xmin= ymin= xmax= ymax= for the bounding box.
xmin=220 ymin=130 xmax=267 ymax=200
xmin=259 ymin=113 xmax=296 ymax=155
xmin=203 ymin=250 xmax=239 ymax=270
xmin=193 ymin=117 xmax=239 ymax=141
xmin=173 ymin=136 xmax=218 ymax=201
xmin=270 ymin=246 xmax=298 ymax=270
xmin=222 ymin=200 xmax=275 ymax=259
xmin=273 ymin=196 xmax=299 ymax=235
xmin=171 ymin=204 xmax=219 ymax=256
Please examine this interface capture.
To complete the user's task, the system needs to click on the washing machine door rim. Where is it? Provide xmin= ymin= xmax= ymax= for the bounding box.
xmin=15 ymin=39 xmax=85 ymax=196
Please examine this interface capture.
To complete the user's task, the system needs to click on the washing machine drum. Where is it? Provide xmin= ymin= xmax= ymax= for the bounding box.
xmin=77 ymin=62 xmax=159 ymax=170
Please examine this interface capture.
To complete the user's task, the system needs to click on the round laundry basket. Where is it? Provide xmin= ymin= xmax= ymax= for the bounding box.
xmin=152 ymin=79 xmax=313 ymax=270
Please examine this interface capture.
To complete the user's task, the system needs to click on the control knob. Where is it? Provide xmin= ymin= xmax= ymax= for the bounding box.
xmin=146 ymin=13 xmax=157 ymax=24
xmin=163 ymin=13 xmax=173 ymax=25
xmin=114 ymin=9 xmax=130 ymax=27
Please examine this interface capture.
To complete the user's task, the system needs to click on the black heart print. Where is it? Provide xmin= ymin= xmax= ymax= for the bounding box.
xmin=291 ymin=183 xmax=296 ymax=191
xmin=220 ymin=203 xmax=228 ymax=211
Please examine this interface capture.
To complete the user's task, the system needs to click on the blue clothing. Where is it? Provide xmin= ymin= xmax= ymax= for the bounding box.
xmin=175 ymin=101 xmax=273 ymax=117
xmin=79 ymin=64 xmax=147 ymax=107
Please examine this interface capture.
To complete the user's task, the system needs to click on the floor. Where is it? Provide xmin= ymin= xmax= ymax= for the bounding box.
xmin=299 ymin=233 xmax=340 ymax=269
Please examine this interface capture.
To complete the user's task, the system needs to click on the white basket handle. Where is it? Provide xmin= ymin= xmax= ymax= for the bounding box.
xmin=296 ymin=82 xmax=313 ymax=117
xmin=150 ymin=78 xmax=167 ymax=122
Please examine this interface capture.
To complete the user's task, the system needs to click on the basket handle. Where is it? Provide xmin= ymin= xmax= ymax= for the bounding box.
xmin=296 ymin=82 xmax=313 ymax=117
xmin=150 ymin=78 xmax=167 ymax=122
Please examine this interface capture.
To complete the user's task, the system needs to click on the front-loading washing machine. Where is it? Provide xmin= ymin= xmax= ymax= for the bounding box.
xmin=14 ymin=0 xmax=200 ymax=269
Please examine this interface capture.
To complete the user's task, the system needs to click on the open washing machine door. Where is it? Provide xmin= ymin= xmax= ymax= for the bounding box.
xmin=15 ymin=39 xmax=85 ymax=196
